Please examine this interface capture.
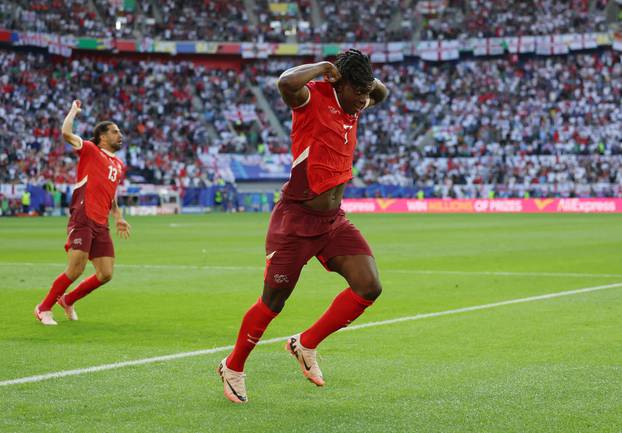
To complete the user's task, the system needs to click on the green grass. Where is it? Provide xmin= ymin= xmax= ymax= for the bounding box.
xmin=0 ymin=213 xmax=621 ymax=433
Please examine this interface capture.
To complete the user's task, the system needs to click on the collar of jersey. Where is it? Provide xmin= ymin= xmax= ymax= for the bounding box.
xmin=332 ymin=87 xmax=344 ymax=111
xmin=99 ymin=147 xmax=116 ymax=158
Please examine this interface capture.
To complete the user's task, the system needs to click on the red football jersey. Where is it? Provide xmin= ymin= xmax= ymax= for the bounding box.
xmin=282 ymin=81 xmax=363 ymax=201
xmin=70 ymin=140 xmax=124 ymax=225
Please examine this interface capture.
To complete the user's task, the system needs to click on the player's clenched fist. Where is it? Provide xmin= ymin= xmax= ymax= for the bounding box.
xmin=323 ymin=62 xmax=342 ymax=83
xmin=71 ymin=100 xmax=82 ymax=114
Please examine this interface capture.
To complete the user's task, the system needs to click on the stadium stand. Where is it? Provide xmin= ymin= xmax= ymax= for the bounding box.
xmin=154 ymin=0 xmax=254 ymax=42
xmin=1 ymin=0 xmax=621 ymax=210
xmin=1 ymin=1 xmax=106 ymax=37
xmin=0 ymin=0 xmax=413 ymax=42
xmin=252 ymin=0 xmax=316 ymax=43
xmin=251 ymin=51 xmax=621 ymax=197
xmin=4 ymin=0 xmax=604 ymax=42
xmin=0 ymin=51 xmax=287 ymax=188
xmin=1 ymin=48 xmax=620 ymax=200
xmin=421 ymin=0 xmax=609 ymax=40
xmin=315 ymin=0 xmax=415 ymax=42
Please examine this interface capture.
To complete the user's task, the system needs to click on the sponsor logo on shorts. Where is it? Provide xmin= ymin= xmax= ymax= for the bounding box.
xmin=274 ymin=274 xmax=289 ymax=284
xmin=73 ymin=238 xmax=82 ymax=245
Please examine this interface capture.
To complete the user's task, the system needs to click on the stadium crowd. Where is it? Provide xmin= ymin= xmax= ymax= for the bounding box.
xmin=247 ymin=51 xmax=622 ymax=197
xmin=366 ymin=52 xmax=622 ymax=197
xmin=0 ymin=50 xmax=289 ymax=189
xmin=1 ymin=47 xmax=621 ymax=198
xmin=315 ymin=0 xmax=415 ymax=43
xmin=0 ymin=1 xmax=107 ymax=37
xmin=1 ymin=0 xmax=613 ymax=44
xmin=0 ymin=0 xmax=414 ymax=42
xmin=154 ymin=0 xmax=254 ymax=42
xmin=251 ymin=0 xmax=314 ymax=43
xmin=0 ymin=0 xmax=415 ymax=43
xmin=421 ymin=0 xmax=609 ymax=40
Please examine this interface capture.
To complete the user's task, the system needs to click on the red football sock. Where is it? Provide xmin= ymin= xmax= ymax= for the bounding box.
xmin=300 ymin=287 xmax=374 ymax=349
xmin=39 ymin=273 xmax=74 ymax=311
xmin=226 ymin=297 xmax=278 ymax=372
xmin=64 ymin=274 xmax=103 ymax=305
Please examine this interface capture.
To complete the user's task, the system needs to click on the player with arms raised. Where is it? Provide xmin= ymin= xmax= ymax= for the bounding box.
xmin=218 ymin=49 xmax=389 ymax=403
xmin=34 ymin=100 xmax=131 ymax=325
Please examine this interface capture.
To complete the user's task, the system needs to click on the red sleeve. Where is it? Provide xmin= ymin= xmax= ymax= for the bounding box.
xmin=292 ymin=80 xmax=319 ymax=112
xmin=75 ymin=139 xmax=97 ymax=158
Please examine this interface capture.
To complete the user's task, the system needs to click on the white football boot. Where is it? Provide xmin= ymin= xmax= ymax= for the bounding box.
xmin=285 ymin=334 xmax=325 ymax=386
xmin=34 ymin=305 xmax=58 ymax=326
xmin=57 ymin=295 xmax=78 ymax=321
xmin=217 ymin=357 xmax=248 ymax=403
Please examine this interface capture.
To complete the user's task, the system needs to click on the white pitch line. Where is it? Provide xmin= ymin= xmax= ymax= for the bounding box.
xmin=386 ymin=269 xmax=622 ymax=278
xmin=1 ymin=282 xmax=621 ymax=388
xmin=341 ymin=282 xmax=622 ymax=331
xmin=0 ymin=262 xmax=621 ymax=278
xmin=0 ymin=262 xmax=261 ymax=272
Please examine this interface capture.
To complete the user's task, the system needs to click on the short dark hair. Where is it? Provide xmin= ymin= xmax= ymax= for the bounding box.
xmin=92 ymin=121 xmax=115 ymax=145
xmin=334 ymin=49 xmax=374 ymax=90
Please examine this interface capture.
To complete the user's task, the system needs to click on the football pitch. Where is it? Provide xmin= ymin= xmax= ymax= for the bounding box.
xmin=1 ymin=213 xmax=621 ymax=433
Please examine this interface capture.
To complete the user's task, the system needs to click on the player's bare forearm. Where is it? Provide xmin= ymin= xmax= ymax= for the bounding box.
xmin=61 ymin=110 xmax=77 ymax=138
xmin=369 ymin=79 xmax=389 ymax=107
xmin=278 ymin=62 xmax=332 ymax=91
xmin=62 ymin=100 xmax=83 ymax=148
xmin=277 ymin=62 xmax=340 ymax=108
xmin=111 ymin=199 xmax=131 ymax=239
xmin=111 ymin=199 xmax=122 ymax=220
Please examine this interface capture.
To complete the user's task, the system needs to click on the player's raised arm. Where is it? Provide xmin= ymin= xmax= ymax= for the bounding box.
xmin=368 ymin=78 xmax=389 ymax=108
xmin=277 ymin=62 xmax=341 ymax=109
xmin=62 ymin=100 xmax=84 ymax=149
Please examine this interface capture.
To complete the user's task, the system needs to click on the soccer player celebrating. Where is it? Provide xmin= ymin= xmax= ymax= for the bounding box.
xmin=34 ymin=100 xmax=130 ymax=325
xmin=218 ymin=49 xmax=388 ymax=403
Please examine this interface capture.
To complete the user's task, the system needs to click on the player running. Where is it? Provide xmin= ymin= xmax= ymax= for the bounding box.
xmin=34 ymin=100 xmax=131 ymax=325
xmin=218 ymin=49 xmax=389 ymax=403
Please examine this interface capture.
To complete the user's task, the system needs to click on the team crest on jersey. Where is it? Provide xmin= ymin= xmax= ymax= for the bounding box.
xmin=274 ymin=274 xmax=289 ymax=284
xmin=328 ymin=106 xmax=338 ymax=114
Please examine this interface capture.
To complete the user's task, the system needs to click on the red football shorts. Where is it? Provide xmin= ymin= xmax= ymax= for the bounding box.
xmin=64 ymin=205 xmax=114 ymax=260
xmin=264 ymin=199 xmax=373 ymax=289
